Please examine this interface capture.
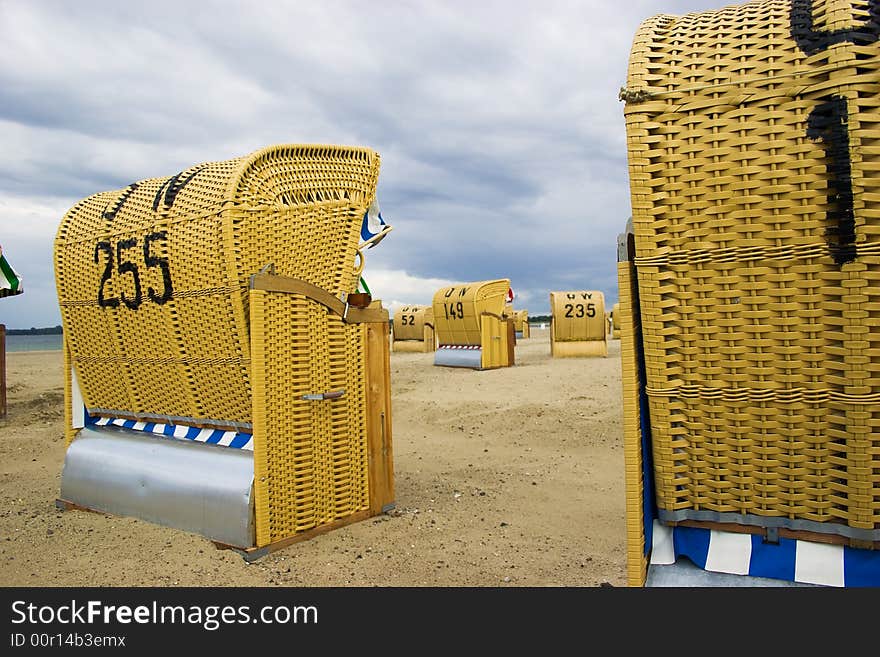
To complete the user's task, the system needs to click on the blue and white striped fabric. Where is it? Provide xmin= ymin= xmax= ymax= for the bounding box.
xmin=88 ymin=416 xmax=253 ymax=451
xmin=650 ymin=520 xmax=880 ymax=587
xmin=360 ymin=197 xmax=389 ymax=247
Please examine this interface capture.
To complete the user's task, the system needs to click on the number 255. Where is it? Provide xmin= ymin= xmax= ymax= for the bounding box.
xmin=94 ymin=231 xmax=173 ymax=309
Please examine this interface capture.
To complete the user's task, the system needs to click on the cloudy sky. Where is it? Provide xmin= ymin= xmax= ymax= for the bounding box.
xmin=0 ymin=0 xmax=729 ymax=329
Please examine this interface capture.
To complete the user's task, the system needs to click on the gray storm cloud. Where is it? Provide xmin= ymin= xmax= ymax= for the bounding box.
xmin=0 ymin=0 xmax=728 ymax=327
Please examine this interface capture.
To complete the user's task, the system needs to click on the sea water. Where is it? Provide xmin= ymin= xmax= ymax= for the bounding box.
xmin=4 ymin=333 xmax=63 ymax=352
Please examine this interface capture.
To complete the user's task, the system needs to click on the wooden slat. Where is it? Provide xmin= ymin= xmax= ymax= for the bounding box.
xmin=217 ymin=509 xmax=375 ymax=562
xmin=671 ymin=519 xmax=880 ymax=550
xmin=506 ymin=318 xmax=516 ymax=366
xmin=365 ymin=322 xmax=395 ymax=515
xmin=0 ymin=324 xmax=5 ymax=418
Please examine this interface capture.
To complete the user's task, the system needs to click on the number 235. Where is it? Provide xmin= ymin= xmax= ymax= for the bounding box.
xmin=564 ymin=303 xmax=595 ymax=318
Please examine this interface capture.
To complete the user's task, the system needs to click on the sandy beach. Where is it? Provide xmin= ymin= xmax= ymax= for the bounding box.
xmin=0 ymin=327 xmax=626 ymax=587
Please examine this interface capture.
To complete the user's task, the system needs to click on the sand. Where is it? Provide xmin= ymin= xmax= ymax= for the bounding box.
xmin=0 ymin=327 xmax=627 ymax=587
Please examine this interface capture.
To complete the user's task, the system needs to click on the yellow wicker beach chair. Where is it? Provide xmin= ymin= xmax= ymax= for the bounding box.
xmin=549 ymin=291 xmax=607 ymax=357
xmin=620 ymin=0 xmax=880 ymax=586
xmin=392 ymin=304 xmax=436 ymax=352
xmin=432 ymin=279 xmax=515 ymax=369
xmin=54 ymin=144 xmax=395 ymax=559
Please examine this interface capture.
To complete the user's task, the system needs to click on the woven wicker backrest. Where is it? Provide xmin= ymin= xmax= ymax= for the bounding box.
xmin=623 ymin=0 xmax=880 ymax=539
xmin=612 ymin=303 xmax=621 ymax=330
xmin=514 ymin=310 xmax=529 ymax=331
xmin=55 ymin=144 xmax=380 ymax=427
xmin=249 ymin=287 xmax=372 ymax=545
xmin=393 ymin=304 xmax=433 ymax=341
xmin=432 ymin=279 xmax=510 ymax=346
xmin=550 ymin=291 xmax=606 ymax=342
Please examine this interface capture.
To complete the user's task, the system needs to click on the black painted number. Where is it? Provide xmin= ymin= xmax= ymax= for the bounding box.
xmin=94 ymin=242 xmax=118 ymax=308
xmin=790 ymin=0 xmax=879 ymax=266
xmin=94 ymin=232 xmax=173 ymax=310
xmin=444 ymin=302 xmax=465 ymax=320
xmin=144 ymin=231 xmax=173 ymax=304
xmin=400 ymin=314 xmax=416 ymax=326
xmin=790 ymin=0 xmax=879 ymax=56
xmin=564 ymin=303 xmax=595 ymax=318
xmin=116 ymin=238 xmax=141 ymax=309
xmin=806 ymin=98 xmax=856 ymax=265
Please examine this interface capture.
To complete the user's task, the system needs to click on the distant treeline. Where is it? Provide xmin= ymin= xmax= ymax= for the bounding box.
xmin=529 ymin=315 xmax=551 ymax=323
xmin=4 ymin=325 xmax=63 ymax=335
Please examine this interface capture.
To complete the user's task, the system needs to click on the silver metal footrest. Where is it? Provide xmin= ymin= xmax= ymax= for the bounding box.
xmin=59 ymin=425 xmax=255 ymax=548
xmin=434 ymin=346 xmax=482 ymax=369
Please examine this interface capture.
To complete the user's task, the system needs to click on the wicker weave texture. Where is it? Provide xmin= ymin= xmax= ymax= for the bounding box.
xmin=55 ymin=145 xmax=379 ymax=426
xmin=432 ymin=279 xmax=510 ymax=346
xmin=623 ymin=0 xmax=880 ymax=537
xmin=250 ymin=289 xmax=370 ymax=546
